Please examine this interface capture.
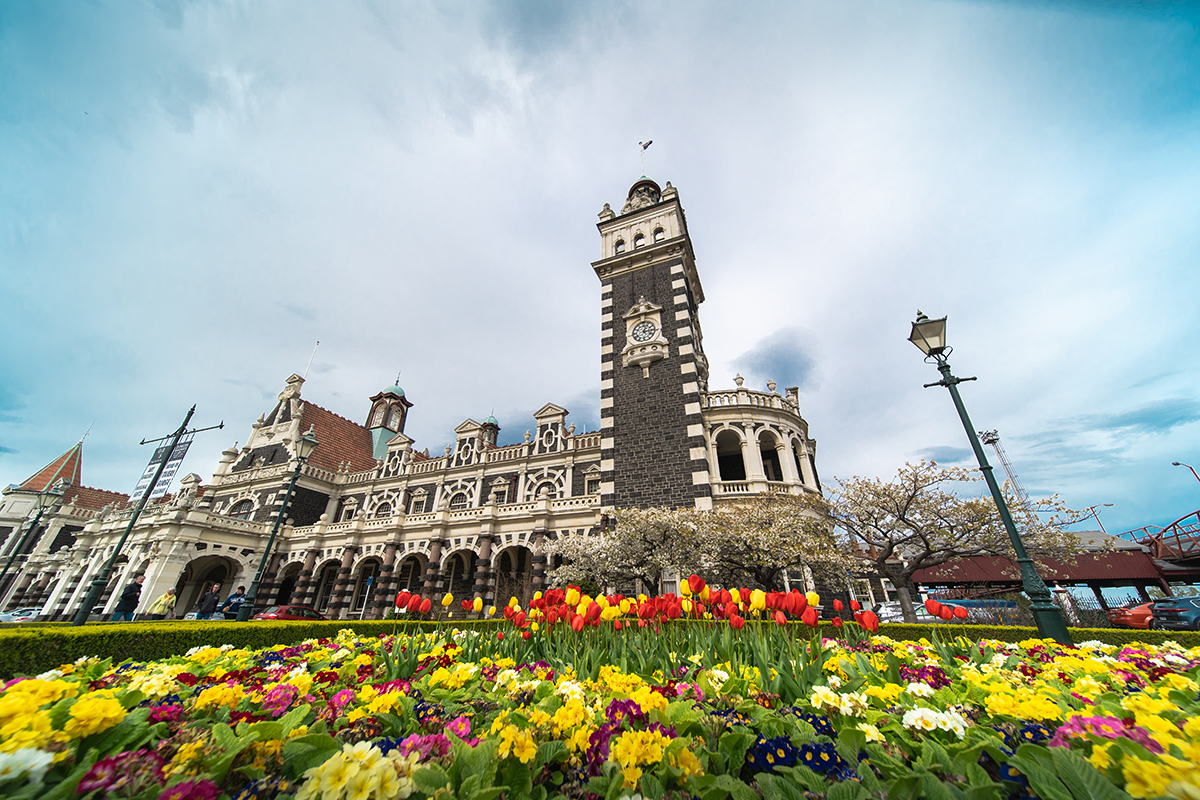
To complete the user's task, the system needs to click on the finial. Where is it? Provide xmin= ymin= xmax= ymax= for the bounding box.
xmin=767 ymin=379 xmax=777 ymax=394
xmin=734 ymin=374 xmax=744 ymax=388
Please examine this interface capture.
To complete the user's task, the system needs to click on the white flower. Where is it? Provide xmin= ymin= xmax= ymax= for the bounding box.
xmin=857 ymin=723 xmax=884 ymax=743
xmin=836 ymin=691 xmax=868 ymax=717
xmin=905 ymin=682 xmax=935 ymax=698
xmin=0 ymin=749 xmax=54 ymax=785
xmin=809 ymin=686 xmax=839 ymax=711
xmin=936 ymin=710 xmax=968 ymax=739
xmin=902 ymin=707 xmax=939 ymax=731
xmin=219 ymin=644 xmax=235 ymax=652
xmin=35 ymin=669 xmax=63 ymax=681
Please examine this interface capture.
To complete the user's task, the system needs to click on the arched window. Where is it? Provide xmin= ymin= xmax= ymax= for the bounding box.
xmin=715 ymin=430 xmax=747 ymax=482
xmin=536 ymin=482 xmax=558 ymax=499
xmin=615 ymin=239 xmax=626 ymax=254
xmin=633 ymin=234 xmax=645 ymax=249
xmin=759 ymin=431 xmax=783 ymax=482
xmin=386 ymin=406 xmax=402 ymax=430
xmin=229 ymin=500 xmax=253 ymax=520
xmin=374 ymin=503 xmax=392 ymax=518
xmin=653 ymin=227 xmax=665 ymax=242
xmin=370 ymin=404 xmax=386 ymax=427
xmin=449 ymin=493 xmax=469 ymax=510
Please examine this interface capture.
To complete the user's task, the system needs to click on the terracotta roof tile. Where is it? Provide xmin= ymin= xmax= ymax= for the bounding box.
xmin=297 ymin=403 xmax=376 ymax=472
xmin=17 ymin=443 xmax=83 ymax=492
xmin=64 ymin=485 xmax=131 ymax=511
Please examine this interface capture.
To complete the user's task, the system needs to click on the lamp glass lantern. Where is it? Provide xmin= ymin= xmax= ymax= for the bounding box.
xmin=295 ymin=427 xmax=319 ymax=462
xmin=40 ymin=480 xmax=66 ymax=509
xmin=908 ymin=311 xmax=948 ymax=356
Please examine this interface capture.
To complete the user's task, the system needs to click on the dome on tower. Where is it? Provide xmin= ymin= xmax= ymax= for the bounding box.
xmin=622 ymin=176 xmax=662 ymax=214
xmin=380 ymin=383 xmax=405 ymax=398
xmin=483 ymin=415 xmax=499 ymax=426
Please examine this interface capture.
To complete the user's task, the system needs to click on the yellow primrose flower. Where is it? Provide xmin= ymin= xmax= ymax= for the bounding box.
xmin=63 ymin=692 xmax=126 ymax=739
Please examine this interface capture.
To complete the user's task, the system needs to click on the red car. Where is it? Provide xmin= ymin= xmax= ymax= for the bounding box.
xmin=1107 ymin=602 xmax=1153 ymax=629
xmin=252 ymin=605 xmax=327 ymax=621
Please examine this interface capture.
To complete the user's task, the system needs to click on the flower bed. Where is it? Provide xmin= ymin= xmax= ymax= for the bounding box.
xmin=0 ymin=589 xmax=1198 ymax=800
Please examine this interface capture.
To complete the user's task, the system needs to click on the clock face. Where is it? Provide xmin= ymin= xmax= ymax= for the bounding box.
xmin=631 ymin=320 xmax=657 ymax=343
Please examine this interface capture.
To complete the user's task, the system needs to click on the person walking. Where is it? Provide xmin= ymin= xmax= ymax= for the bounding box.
xmin=111 ymin=574 xmax=145 ymax=622
xmin=146 ymin=588 xmax=177 ymax=620
xmin=196 ymin=583 xmax=222 ymax=620
xmin=220 ymin=586 xmax=248 ymax=620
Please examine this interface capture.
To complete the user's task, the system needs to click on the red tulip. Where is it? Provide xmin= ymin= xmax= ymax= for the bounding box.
xmin=688 ymin=574 xmax=705 ymax=595
xmin=861 ymin=610 xmax=879 ymax=632
xmin=850 ymin=600 xmax=861 ymax=612
xmin=801 ymin=607 xmax=819 ymax=627
xmin=794 ymin=593 xmax=808 ymax=614
xmin=406 ymin=595 xmax=422 ymax=613
xmin=833 ymin=599 xmax=843 ymax=612
xmin=832 ymin=617 xmax=843 ymax=628
xmin=925 ymin=599 xmax=942 ymax=616
xmin=521 ymin=631 xmax=531 ymax=640
xmin=939 ymin=606 xmax=953 ymax=621
xmin=666 ymin=603 xmax=681 ymax=620
xmin=419 ymin=598 xmax=432 ymax=614
xmin=953 ymin=606 xmax=969 ymax=620
xmin=587 ymin=602 xmax=601 ymax=622
xmin=774 ymin=610 xmax=787 ymax=626
xmin=853 ymin=611 xmax=863 ymax=624
xmin=514 ymin=611 xmax=526 ymax=628
xmin=724 ymin=602 xmax=737 ymax=619
xmin=571 ymin=615 xmax=585 ymax=633
xmin=730 ymin=614 xmax=745 ymax=629
xmin=461 ymin=599 xmax=472 ymax=611
xmin=396 ymin=590 xmax=411 ymax=608
xmin=614 ymin=620 xmax=622 ymax=630
xmin=497 ymin=632 xmax=504 ymax=640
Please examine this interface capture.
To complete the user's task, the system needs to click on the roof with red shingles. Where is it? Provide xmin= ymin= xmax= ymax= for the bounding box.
xmin=64 ymin=485 xmax=131 ymax=511
xmin=17 ymin=443 xmax=83 ymax=492
xmin=297 ymin=403 xmax=377 ymax=473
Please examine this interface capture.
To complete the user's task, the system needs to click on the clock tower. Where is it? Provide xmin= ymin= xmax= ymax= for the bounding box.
xmin=592 ymin=178 xmax=712 ymax=510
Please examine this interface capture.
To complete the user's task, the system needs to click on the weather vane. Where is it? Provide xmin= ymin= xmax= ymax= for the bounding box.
xmin=639 ymin=140 xmax=653 ymax=175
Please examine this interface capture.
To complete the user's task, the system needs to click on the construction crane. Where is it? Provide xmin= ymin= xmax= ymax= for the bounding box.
xmin=978 ymin=430 xmax=1039 ymax=531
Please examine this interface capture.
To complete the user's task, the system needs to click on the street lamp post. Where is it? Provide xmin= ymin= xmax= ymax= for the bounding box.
xmin=1082 ymin=503 xmax=1114 ymax=535
xmin=0 ymin=481 xmax=67 ymax=604
xmin=1172 ymin=462 xmax=1200 ymax=485
xmin=237 ymin=427 xmax=319 ymax=622
xmin=908 ymin=311 xmax=1074 ymax=645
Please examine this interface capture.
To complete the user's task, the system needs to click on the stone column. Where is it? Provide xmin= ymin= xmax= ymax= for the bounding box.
xmin=48 ymin=563 xmax=89 ymax=620
xmin=26 ymin=574 xmax=53 ymax=612
xmin=741 ymin=425 xmax=766 ymax=486
xmin=531 ymin=530 xmax=548 ymax=594
xmin=257 ymin=552 xmax=284 ymax=606
xmin=369 ymin=542 xmax=399 ymax=619
xmin=294 ymin=549 xmax=320 ymax=607
xmin=327 ymin=546 xmax=359 ymax=620
xmin=422 ymin=538 xmax=444 ymax=597
xmin=5 ymin=572 xmax=36 ymax=610
xmin=777 ymin=442 xmax=800 ymax=486
xmin=473 ymin=535 xmax=494 ymax=618
xmin=797 ymin=443 xmax=816 ymax=488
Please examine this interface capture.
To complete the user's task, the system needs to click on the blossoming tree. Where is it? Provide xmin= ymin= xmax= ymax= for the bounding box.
xmin=809 ymin=460 xmax=1079 ymax=623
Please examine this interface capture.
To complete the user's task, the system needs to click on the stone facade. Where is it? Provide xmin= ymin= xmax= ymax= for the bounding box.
xmin=0 ymin=177 xmax=821 ymax=621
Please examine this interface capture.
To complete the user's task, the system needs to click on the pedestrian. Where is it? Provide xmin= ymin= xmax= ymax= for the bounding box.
xmin=146 ymin=588 xmax=177 ymax=620
xmin=111 ymin=574 xmax=145 ymax=622
xmin=220 ymin=585 xmax=248 ymax=620
xmin=196 ymin=583 xmax=222 ymax=620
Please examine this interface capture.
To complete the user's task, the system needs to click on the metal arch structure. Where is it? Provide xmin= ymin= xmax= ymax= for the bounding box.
xmin=1117 ymin=511 xmax=1200 ymax=562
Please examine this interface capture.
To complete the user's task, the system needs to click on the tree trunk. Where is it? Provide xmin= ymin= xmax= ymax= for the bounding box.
xmin=892 ymin=582 xmax=916 ymax=623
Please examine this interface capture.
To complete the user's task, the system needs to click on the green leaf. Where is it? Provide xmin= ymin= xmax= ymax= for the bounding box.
xmin=827 ymin=781 xmax=870 ymax=800
xmin=716 ymin=731 xmax=755 ymax=777
xmin=755 ymin=773 xmax=806 ymax=800
xmin=281 ymin=733 xmax=341 ymax=779
xmin=536 ymin=740 xmax=569 ymax=770
xmin=413 ymin=763 xmax=453 ymax=796
xmin=887 ymin=774 xmax=921 ymax=800
xmin=1049 ymin=747 xmax=1134 ymax=800
xmin=640 ymin=772 xmax=665 ymax=799
xmin=836 ymin=728 xmax=867 ymax=768
xmin=1007 ymin=746 xmax=1073 ymax=800
xmin=921 ymin=773 xmax=964 ymax=800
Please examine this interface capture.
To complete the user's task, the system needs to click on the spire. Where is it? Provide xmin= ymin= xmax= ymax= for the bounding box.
xmin=17 ymin=442 xmax=83 ymax=492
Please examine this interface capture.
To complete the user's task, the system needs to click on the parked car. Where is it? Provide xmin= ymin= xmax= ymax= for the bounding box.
xmin=873 ymin=602 xmax=939 ymax=624
xmin=252 ymin=605 xmax=327 ymax=621
xmin=1107 ymin=601 xmax=1153 ymax=629
xmin=1150 ymin=597 xmax=1200 ymax=631
xmin=0 ymin=607 xmax=42 ymax=623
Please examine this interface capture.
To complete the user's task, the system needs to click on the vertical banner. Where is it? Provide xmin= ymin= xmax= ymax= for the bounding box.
xmin=131 ymin=436 xmax=193 ymax=500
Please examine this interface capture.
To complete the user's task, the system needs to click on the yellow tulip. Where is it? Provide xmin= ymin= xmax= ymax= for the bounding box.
xmin=597 ymin=596 xmax=610 ymax=609
xmin=472 ymin=597 xmax=483 ymax=613
xmin=619 ymin=598 xmax=632 ymax=614
xmin=680 ymin=582 xmax=692 ymax=598
xmin=730 ymin=588 xmax=742 ymax=605
xmin=682 ymin=598 xmax=693 ymax=613
xmin=700 ymin=586 xmax=711 ymax=602
xmin=441 ymin=592 xmax=453 ymax=607
xmin=566 ymin=587 xmax=580 ymax=606
xmin=533 ymin=590 xmax=543 ymax=601
xmin=531 ymin=622 xmax=539 ymax=633
xmin=508 ymin=596 xmax=519 ymax=608
xmin=806 ymin=591 xmax=820 ymax=606
xmin=637 ymin=594 xmax=648 ymax=603
xmin=750 ymin=590 xmax=766 ymax=611
xmin=487 ymin=606 xmax=496 ymax=617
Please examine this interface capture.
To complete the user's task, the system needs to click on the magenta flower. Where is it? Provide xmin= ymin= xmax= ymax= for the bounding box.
xmin=160 ymin=779 xmax=220 ymax=800
xmin=1048 ymin=715 xmax=1163 ymax=753
xmin=261 ymin=684 xmax=299 ymax=717
xmin=446 ymin=715 xmax=472 ymax=739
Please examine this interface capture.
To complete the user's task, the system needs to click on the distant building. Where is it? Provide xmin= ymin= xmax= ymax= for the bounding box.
xmin=0 ymin=177 xmax=820 ymax=620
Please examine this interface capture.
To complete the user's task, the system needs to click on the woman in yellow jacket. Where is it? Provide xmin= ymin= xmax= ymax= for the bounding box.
xmin=146 ymin=588 xmax=177 ymax=620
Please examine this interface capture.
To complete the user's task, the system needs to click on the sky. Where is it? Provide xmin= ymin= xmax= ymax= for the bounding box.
xmin=2 ymin=0 xmax=1199 ymax=537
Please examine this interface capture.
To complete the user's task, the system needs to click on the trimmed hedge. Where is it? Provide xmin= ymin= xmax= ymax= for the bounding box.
xmin=0 ymin=619 xmax=1196 ymax=679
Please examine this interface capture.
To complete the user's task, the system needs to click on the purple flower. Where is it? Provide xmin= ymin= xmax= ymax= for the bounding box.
xmin=148 ymin=704 xmax=184 ymax=723
xmin=261 ymin=684 xmax=299 ymax=717
xmin=398 ymin=733 xmax=451 ymax=760
xmin=1048 ymin=715 xmax=1163 ymax=753
xmin=605 ymin=699 xmax=646 ymax=726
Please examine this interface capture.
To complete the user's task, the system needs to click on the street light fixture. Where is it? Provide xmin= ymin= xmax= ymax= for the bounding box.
xmin=908 ymin=311 xmax=1074 ymax=645
xmin=0 ymin=480 xmax=67 ymax=603
xmin=1171 ymin=462 xmax=1200 ymax=485
xmin=1082 ymin=503 xmax=1114 ymax=535
xmin=237 ymin=426 xmax=319 ymax=622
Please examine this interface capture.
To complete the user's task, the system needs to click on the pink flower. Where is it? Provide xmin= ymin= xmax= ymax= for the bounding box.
xmin=160 ymin=779 xmax=220 ymax=800
xmin=446 ymin=715 xmax=472 ymax=739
